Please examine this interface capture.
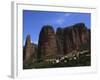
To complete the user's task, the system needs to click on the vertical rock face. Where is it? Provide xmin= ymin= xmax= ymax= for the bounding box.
xmin=88 ymin=29 xmax=91 ymax=49
xmin=30 ymin=43 xmax=38 ymax=59
xmin=23 ymin=23 xmax=90 ymax=66
xmin=63 ymin=23 xmax=90 ymax=54
xmin=56 ymin=28 xmax=64 ymax=55
xmin=37 ymin=23 xmax=90 ymax=60
xmin=38 ymin=25 xmax=58 ymax=60
xmin=23 ymin=35 xmax=37 ymax=63
xmin=23 ymin=35 xmax=31 ymax=62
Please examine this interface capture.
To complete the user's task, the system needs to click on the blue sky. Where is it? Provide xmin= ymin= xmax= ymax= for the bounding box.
xmin=23 ymin=10 xmax=91 ymax=44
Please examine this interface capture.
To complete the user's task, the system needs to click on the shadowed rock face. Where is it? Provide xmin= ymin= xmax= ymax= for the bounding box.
xmin=38 ymin=25 xmax=58 ymax=60
xmin=63 ymin=23 xmax=90 ymax=54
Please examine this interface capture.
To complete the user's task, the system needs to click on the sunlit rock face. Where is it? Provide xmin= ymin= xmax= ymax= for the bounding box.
xmin=38 ymin=25 xmax=58 ymax=60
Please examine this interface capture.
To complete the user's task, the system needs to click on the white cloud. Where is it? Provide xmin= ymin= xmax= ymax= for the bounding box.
xmin=45 ymin=13 xmax=71 ymax=26
xmin=56 ymin=19 xmax=64 ymax=25
xmin=55 ymin=13 xmax=71 ymax=25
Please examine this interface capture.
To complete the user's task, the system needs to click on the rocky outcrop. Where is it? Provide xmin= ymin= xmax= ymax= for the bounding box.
xmin=38 ymin=25 xmax=58 ymax=60
xmin=56 ymin=28 xmax=64 ymax=55
xmin=63 ymin=23 xmax=90 ymax=54
xmin=30 ymin=43 xmax=38 ymax=59
xmin=23 ymin=23 xmax=90 ymax=63
xmin=23 ymin=34 xmax=37 ymax=64
xmin=23 ymin=34 xmax=31 ymax=62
